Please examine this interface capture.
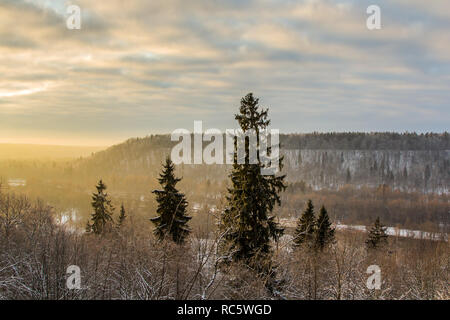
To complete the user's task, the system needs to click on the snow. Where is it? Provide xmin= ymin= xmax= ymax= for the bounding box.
xmin=335 ymin=224 xmax=448 ymax=241
xmin=280 ymin=218 xmax=448 ymax=241
xmin=54 ymin=208 xmax=81 ymax=233
xmin=8 ymin=179 xmax=26 ymax=187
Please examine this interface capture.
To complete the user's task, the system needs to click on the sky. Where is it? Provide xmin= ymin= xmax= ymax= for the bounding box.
xmin=0 ymin=0 xmax=449 ymax=146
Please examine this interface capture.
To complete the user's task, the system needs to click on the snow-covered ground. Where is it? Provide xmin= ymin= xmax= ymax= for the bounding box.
xmin=55 ymin=208 xmax=82 ymax=233
xmin=280 ymin=218 xmax=448 ymax=241
xmin=335 ymin=224 xmax=448 ymax=241
xmin=8 ymin=178 xmax=26 ymax=187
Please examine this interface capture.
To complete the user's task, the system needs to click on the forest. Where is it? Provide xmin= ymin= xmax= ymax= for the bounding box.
xmin=0 ymin=131 xmax=448 ymax=232
xmin=0 ymin=95 xmax=448 ymax=300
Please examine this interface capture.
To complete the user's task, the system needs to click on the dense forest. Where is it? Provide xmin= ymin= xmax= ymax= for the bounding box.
xmin=0 ymin=132 xmax=448 ymax=232
xmin=280 ymin=132 xmax=449 ymax=150
xmin=74 ymin=132 xmax=450 ymax=193
xmin=2 ymin=132 xmax=431 ymax=199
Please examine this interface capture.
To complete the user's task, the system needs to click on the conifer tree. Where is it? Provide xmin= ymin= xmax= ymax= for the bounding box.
xmin=346 ymin=168 xmax=351 ymax=184
xmin=151 ymin=157 xmax=191 ymax=244
xmin=219 ymin=93 xmax=286 ymax=269
xmin=314 ymin=205 xmax=335 ymax=250
xmin=117 ymin=203 xmax=126 ymax=227
xmin=86 ymin=179 xmax=114 ymax=234
xmin=293 ymin=199 xmax=316 ymax=247
xmin=365 ymin=217 xmax=388 ymax=249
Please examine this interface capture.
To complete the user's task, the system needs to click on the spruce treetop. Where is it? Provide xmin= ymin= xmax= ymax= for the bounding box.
xmin=235 ymin=93 xmax=270 ymax=133
xmin=159 ymin=157 xmax=181 ymax=192
xmin=315 ymin=205 xmax=335 ymax=250
xmin=294 ymin=199 xmax=316 ymax=247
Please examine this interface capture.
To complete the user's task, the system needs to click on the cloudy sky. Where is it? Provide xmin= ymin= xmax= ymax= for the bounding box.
xmin=0 ymin=0 xmax=449 ymax=146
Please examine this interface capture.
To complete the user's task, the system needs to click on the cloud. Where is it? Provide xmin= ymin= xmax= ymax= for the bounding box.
xmin=0 ymin=82 xmax=51 ymax=98
xmin=0 ymin=0 xmax=449 ymax=145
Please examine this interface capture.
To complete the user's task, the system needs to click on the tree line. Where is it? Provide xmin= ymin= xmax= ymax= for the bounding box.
xmin=86 ymin=93 xmax=390 ymax=285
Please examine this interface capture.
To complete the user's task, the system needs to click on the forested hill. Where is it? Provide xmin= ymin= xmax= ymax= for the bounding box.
xmin=75 ymin=132 xmax=449 ymax=193
xmin=280 ymin=132 xmax=449 ymax=150
xmin=88 ymin=132 xmax=450 ymax=155
xmin=79 ymin=132 xmax=450 ymax=164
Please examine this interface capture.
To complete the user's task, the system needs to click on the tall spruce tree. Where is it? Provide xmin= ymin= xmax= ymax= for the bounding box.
xmin=365 ymin=217 xmax=388 ymax=249
xmin=151 ymin=157 xmax=191 ymax=244
xmin=117 ymin=203 xmax=126 ymax=227
xmin=86 ymin=179 xmax=114 ymax=234
xmin=219 ymin=93 xmax=286 ymax=269
xmin=293 ymin=200 xmax=316 ymax=247
xmin=314 ymin=205 xmax=335 ymax=250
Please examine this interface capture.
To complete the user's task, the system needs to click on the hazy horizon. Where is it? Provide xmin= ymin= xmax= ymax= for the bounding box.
xmin=1 ymin=129 xmax=449 ymax=148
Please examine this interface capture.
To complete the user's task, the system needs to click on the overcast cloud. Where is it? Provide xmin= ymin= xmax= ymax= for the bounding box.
xmin=0 ymin=0 xmax=449 ymax=145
